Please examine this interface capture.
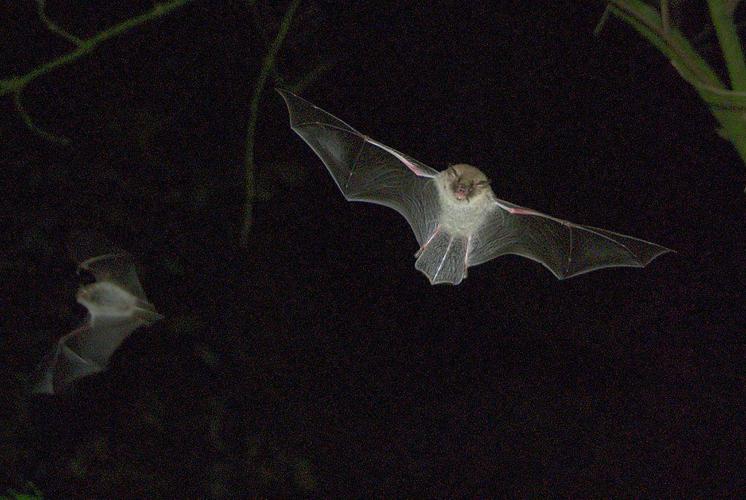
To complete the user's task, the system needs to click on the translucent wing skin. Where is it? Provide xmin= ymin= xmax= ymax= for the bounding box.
xmin=277 ymin=89 xmax=441 ymax=246
xmin=33 ymin=253 xmax=162 ymax=394
xmin=414 ymin=227 xmax=471 ymax=285
xmin=467 ymin=198 xmax=672 ymax=279
xmin=79 ymin=252 xmax=149 ymax=300
xmin=277 ymin=90 xmax=670 ymax=284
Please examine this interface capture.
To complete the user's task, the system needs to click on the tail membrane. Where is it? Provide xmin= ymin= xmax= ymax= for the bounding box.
xmin=414 ymin=229 xmax=468 ymax=285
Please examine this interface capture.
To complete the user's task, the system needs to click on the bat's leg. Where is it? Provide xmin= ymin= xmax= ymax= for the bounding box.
xmin=415 ymin=225 xmax=441 ymax=257
xmin=463 ymin=236 xmax=471 ymax=278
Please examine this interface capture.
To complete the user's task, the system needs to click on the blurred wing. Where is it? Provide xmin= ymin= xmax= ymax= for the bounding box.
xmin=79 ymin=252 xmax=149 ymax=300
xmin=467 ymin=198 xmax=672 ymax=279
xmin=32 ymin=326 xmax=102 ymax=394
xmin=70 ymin=312 xmax=148 ymax=367
xmin=277 ymin=89 xmax=440 ymax=245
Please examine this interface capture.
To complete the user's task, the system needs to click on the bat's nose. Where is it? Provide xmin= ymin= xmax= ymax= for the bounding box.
xmin=455 ymin=184 xmax=471 ymax=200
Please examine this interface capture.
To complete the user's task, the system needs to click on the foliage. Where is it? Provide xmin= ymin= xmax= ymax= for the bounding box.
xmin=2 ymin=482 xmax=44 ymax=500
xmin=598 ymin=0 xmax=746 ymax=184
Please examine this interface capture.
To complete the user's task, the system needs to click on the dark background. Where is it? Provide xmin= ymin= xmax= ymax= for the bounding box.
xmin=1 ymin=1 xmax=743 ymax=497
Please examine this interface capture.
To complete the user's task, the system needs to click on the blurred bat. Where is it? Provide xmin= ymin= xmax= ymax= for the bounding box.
xmin=34 ymin=252 xmax=163 ymax=394
xmin=278 ymin=89 xmax=672 ymax=285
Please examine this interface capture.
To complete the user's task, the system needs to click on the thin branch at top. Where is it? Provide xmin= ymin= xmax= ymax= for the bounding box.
xmin=36 ymin=0 xmax=83 ymax=46
xmin=0 ymin=0 xmax=197 ymax=97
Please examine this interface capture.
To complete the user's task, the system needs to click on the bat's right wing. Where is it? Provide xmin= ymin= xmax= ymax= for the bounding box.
xmin=467 ymin=197 xmax=672 ymax=279
xmin=277 ymin=89 xmax=441 ymax=245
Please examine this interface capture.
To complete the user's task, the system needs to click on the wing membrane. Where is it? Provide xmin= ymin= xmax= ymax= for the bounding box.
xmin=278 ymin=89 xmax=440 ymax=245
xmin=468 ymin=198 xmax=671 ymax=279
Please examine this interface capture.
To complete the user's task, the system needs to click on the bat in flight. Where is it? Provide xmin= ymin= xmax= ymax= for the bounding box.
xmin=277 ymin=89 xmax=672 ymax=285
xmin=33 ymin=252 xmax=163 ymax=394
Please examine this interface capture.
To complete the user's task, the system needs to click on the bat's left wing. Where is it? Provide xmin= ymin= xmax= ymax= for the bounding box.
xmin=34 ymin=324 xmax=107 ymax=395
xmin=467 ymin=197 xmax=672 ymax=279
xmin=277 ymin=89 xmax=441 ymax=246
xmin=33 ymin=253 xmax=162 ymax=394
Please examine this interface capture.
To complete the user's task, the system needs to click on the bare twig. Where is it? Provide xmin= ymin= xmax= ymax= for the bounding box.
xmin=593 ymin=4 xmax=612 ymax=35
xmin=239 ymin=0 xmax=301 ymax=246
xmin=1 ymin=0 xmax=196 ymax=142
xmin=14 ymin=91 xmax=69 ymax=144
xmin=36 ymin=0 xmax=83 ymax=46
xmin=288 ymin=60 xmax=334 ymax=95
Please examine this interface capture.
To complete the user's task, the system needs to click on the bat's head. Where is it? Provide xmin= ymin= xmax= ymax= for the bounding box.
xmin=442 ymin=164 xmax=491 ymax=202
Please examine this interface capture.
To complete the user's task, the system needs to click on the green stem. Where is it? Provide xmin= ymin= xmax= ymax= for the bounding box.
xmin=660 ymin=0 xmax=671 ymax=34
xmin=605 ymin=0 xmax=723 ymax=87
xmin=14 ymin=91 xmax=69 ymax=144
xmin=289 ymin=61 xmax=334 ymax=95
xmin=707 ymin=0 xmax=746 ymax=91
xmin=601 ymin=0 xmax=746 ymax=175
xmin=239 ymin=0 xmax=300 ymax=246
xmin=36 ymin=0 xmax=84 ymax=46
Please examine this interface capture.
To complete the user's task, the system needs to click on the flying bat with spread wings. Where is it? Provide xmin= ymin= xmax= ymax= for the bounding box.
xmin=278 ymin=89 xmax=671 ymax=285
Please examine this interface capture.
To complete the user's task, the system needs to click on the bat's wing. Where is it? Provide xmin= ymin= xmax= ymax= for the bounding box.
xmin=33 ymin=326 xmax=104 ymax=394
xmin=277 ymin=89 xmax=440 ymax=245
xmin=33 ymin=296 xmax=160 ymax=394
xmin=467 ymin=197 xmax=672 ymax=279
xmin=79 ymin=252 xmax=148 ymax=300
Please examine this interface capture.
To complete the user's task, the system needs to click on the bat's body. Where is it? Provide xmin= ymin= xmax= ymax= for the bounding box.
xmin=278 ymin=89 xmax=671 ymax=285
xmin=415 ymin=165 xmax=493 ymax=283
xmin=34 ymin=253 xmax=162 ymax=394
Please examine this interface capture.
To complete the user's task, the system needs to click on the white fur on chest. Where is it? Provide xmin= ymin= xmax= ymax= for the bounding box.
xmin=435 ymin=176 xmax=492 ymax=236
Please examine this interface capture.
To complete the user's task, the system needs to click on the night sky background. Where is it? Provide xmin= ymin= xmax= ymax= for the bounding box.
xmin=1 ymin=1 xmax=743 ymax=497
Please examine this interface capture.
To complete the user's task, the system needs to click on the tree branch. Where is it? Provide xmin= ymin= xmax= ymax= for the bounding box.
xmin=1 ymin=0 xmax=197 ymax=143
xmin=239 ymin=0 xmax=301 ymax=246
xmin=36 ymin=0 xmax=83 ymax=46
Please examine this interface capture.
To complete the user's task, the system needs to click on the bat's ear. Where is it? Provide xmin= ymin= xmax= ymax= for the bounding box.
xmin=67 ymin=229 xmax=118 ymax=267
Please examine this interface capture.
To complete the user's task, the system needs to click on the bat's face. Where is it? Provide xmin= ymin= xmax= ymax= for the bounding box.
xmin=441 ymin=164 xmax=491 ymax=203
